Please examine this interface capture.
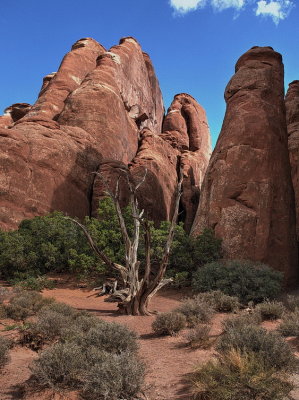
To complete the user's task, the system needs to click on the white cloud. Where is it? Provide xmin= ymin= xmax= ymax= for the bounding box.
xmin=256 ymin=0 xmax=294 ymax=24
xmin=169 ymin=0 xmax=207 ymax=14
xmin=169 ymin=0 xmax=294 ymax=23
xmin=211 ymin=0 xmax=246 ymax=11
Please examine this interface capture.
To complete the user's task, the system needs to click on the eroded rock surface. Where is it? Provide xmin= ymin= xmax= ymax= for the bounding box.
xmin=286 ymin=80 xmax=299 ymax=239
xmin=1 ymin=37 xmax=211 ymax=231
xmin=191 ymin=46 xmax=298 ymax=284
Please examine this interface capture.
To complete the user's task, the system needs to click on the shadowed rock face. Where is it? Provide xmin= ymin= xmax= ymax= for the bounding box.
xmin=0 ymin=37 xmax=211 ymax=231
xmin=191 ymin=46 xmax=298 ymax=284
xmin=286 ymin=80 xmax=299 ymax=239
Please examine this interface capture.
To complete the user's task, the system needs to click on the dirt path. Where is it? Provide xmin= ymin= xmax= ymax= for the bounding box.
xmin=1 ymin=285 xmax=298 ymax=399
xmin=0 ymin=286 xmax=223 ymax=400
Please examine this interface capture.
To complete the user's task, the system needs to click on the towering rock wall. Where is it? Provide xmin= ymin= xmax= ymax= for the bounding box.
xmin=91 ymin=93 xmax=212 ymax=229
xmin=191 ymin=46 xmax=298 ymax=284
xmin=286 ymin=80 xmax=299 ymax=238
xmin=0 ymin=37 xmax=211 ymax=231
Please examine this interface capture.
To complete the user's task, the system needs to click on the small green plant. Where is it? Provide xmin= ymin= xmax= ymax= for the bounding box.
xmin=0 ymin=336 xmax=11 ymax=368
xmin=192 ymin=260 xmax=283 ymax=304
xmin=152 ymin=312 xmax=186 ymax=335
xmin=195 ymin=291 xmax=240 ymax=312
xmin=278 ymin=310 xmax=299 ymax=337
xmin=81 ymin=351 xmax=145 ymax=400
xmin=192 ymin=349 xmax=293 ymax=400
xmin=217 ymin=323 xmax=296 ymax=372
xmin=255 ymin=301 xmax=285 ymax=321
xmin=185 ymin=324 xmax=211 ymax=349
xmin=175 ymin=297 xmax=214 ymax=327
xmin=13 ymin=276 xmax=56 ymax=291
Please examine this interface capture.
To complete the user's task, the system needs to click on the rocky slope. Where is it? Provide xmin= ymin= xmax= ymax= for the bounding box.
xmin=191 ymin=46 xmax=298 ymax=284
xmin=0 ymin=37 xmax=211 ymax=231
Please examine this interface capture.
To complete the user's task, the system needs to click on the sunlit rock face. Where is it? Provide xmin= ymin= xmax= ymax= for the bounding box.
xmin=286 ymin=80 xmax=299 ymax=240
xmin=0 ymin=37 xmax=211 ymax=232
xmin=191 ymin=46 xmax=298 ymax=285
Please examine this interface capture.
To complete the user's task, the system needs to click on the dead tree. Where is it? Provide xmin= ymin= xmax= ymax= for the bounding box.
xmin=69 ymin=158 xmax=183 ymax=316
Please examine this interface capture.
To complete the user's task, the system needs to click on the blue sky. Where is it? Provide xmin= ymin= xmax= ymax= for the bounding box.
xmin=0 ymin=0 xmax=298 ymax=146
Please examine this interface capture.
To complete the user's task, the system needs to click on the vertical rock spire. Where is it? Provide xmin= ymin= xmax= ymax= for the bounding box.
xmin=191 ymin=46 xmax=298 ymax=285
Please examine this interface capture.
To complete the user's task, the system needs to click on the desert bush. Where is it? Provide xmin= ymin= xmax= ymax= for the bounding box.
xmin=0 ymin=305 xmax=7 ymax=319
xmin=70 ymin=321 xmax=138 ymax=354
xmin=195 ymin=290 xmax=240 ymax=312
xmin=217 ymin=323 xmax=296 ymax=371
xmin=0 ymin=336 xmax=11 ymax=368
xmin=0 ymin=287 xmax=11 ymax=303
xmin=285 ymin=295 xmax=299 ymax=312
xmin=222 ymin=312 xmax=262 ymax=332
xmin=81 ymin=351 xmax=145 ymax=400
xmin=175 ymin=297 xmax=214 ymax=327
xmin=255 ymin=301 xmax=285 ymax=321
xmin=278 ymin=310 xmax=299 ymax=336
xmin=185 ymin=324 xmax=211 ymax=348
xmin=31 ymin=342 xmax=88 ymax=388
xmin=4 ymin=291 xmax=54 ymax=320
xmin=192 ymin=349 xmax=293 ymax=400
xmin=39 ymin=301 xmax=75 ymax=317
xmin=152 ymin=311 xmax=186 ymax=336
xmin=192 ymin=260 xmax=283 ymax=304
xmin=13 ymin=276 xmax=56 ymax=291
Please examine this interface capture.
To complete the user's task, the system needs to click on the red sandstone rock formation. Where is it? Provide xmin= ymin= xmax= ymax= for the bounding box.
xmin=191 ymin=46 xmax=298 ymax=284
xmin=286 ymin=80 xmax=299 ymax=239
xmin=1 ymin=37 xmax=211 ymax=231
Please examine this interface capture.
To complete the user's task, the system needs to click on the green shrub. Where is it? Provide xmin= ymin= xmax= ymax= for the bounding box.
xmin=0 ymin=287 xmax=11 ymax=303
xmin=222 ymin=312 xmax=262 ymax=332
xmin=69 ymin=321 xmax=138 ymax=354
xmin=185 ymin=324 xmax=211 ymax=348
xmin=81 ymin=351 xmax=145 ymax=400
xmin=175 ymin=297 xmax=214 ymax=327
xmin=195 ymin=291 xmax=240 ymax=312
xmin=0 ymin=336 xmax=11 ymax=368
xmin=192 ymin=260 xmax=283 ymax=304
xmin=278 ymin=310 xmax=299 ymax=336
xmin=285 ymin=295 xmax=299 ymax=312
xmin=31 ymin=342 xmax=88 ymax=389
xmin=13 ymin=276 xmax=56 ymax=291
xmin=5 ymin=291 xmax=54 ymax=320
xmin=255 ymin=301 xmax=285 ymax=321
xmin=152 ymin=311 xmax=186 ymax=335
xmin=192 ymin=349 xmax=293 ymax=400
xmin=39 ymin=301 xmax=75 ymax=317
xmin=217 ymin=323 xmax=296 ymax=372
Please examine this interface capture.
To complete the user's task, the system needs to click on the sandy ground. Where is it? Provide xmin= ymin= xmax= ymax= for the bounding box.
xmin=0 ymin=280 xmax=299 ymax=400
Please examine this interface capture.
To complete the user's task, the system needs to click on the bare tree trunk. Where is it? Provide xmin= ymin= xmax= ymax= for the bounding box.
xmin=68 ymin=157 xmax=183 ymax=316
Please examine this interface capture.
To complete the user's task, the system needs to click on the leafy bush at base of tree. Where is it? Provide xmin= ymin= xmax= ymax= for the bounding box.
xmin=192 ymin=350 xmax=293 ymax=400
xmin=152 ymin=312 xmax=186 ymax=335
xmin=192 ymin=260 xmax=283 ymax=304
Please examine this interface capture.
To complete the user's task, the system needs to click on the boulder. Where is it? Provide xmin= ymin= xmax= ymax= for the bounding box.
xmin=191 ymin=46 xmax=298 ymax=285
